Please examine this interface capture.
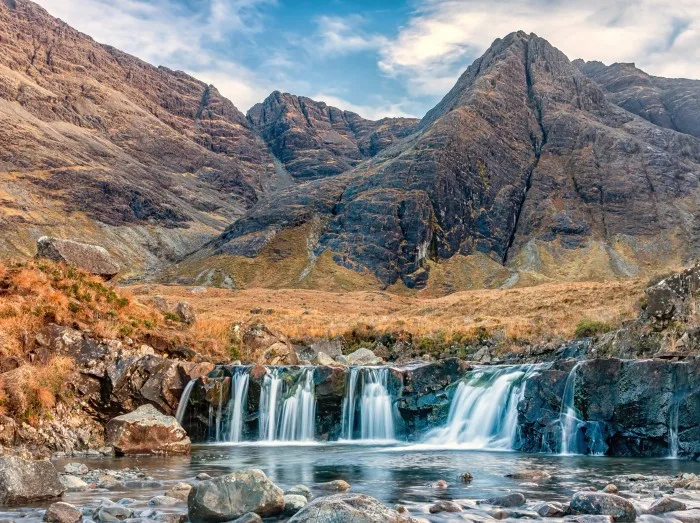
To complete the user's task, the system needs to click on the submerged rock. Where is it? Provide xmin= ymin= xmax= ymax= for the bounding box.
xmin=570 ymin=492 xmax=636 ymax=522
xmin=429 ymin=500 xmax=463 ymax=513
xmin=479 ymin=492 xmax=526 ymax=508
xmin=506 ymin=470 xmax=551 ymax=481
xmin=187 ymin=469 xmax=284 ymax=522
xmin=288 ymin=493 xmax=422 ymax=522
xmin=646 ymin=497 xmax=686 ymax=514
xmin=317 ymin=479 xmax=351 ymax=492
xmin=0 ymin=456 xmax=64 ymax=504
xmin=105 ymin=404 xmax=191 ymax=455
xmin=44 ymin=502 xmax=83 ymax=523
xmin=534 ymin=501 xmax=567 ymax=517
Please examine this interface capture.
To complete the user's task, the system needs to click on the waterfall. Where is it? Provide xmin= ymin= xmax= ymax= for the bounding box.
xmin=213 ymin=381 xmax=225 ymax=442
xmin=175 ymin=379 xmax=195 ymax=425
xmin=423 ymin=365 xmax=538 ymax=449
xmin=226 ymin=367 xmax=251 ymax=443
xmin=559 ymin=362 xmax=582 ymax=455
xmin=259 ymin=368 xmax=283 ymax=441
xmin=259 ymin=367 xmax=317 ymax=442
xmin=669 ymin=401 xmax=679 ymax=459
xmin=341 ymin=367 xmax=396 ymax=441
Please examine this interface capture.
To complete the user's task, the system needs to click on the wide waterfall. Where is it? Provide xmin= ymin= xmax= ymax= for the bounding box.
xmin=225 ymin=367 xmax=251 ymax=443
xmin=259 ymin=367 xmax=317 ymax=442
xmin=558 ymin=362 xmax=606 ymax=456
xmin=341 ymin=367 xmax=395 ymax=441
xmin=423 ymin=365 xmax=538 ymax=449
xmin=175 ymin=379 xmax=195 ymax=425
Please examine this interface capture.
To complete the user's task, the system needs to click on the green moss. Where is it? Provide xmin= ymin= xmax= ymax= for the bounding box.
xmin=574 ymin=319 xmax=612 ymax=339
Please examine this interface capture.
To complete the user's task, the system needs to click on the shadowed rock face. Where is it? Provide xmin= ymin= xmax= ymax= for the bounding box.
xmin=575 ymin=60 xmax=700 ymax=138
xmin=0 ymin=0 xmax=277 ymax=269
xmin=198 ymin=32 xmax=700 ymax=288
xmin=247 ymin=91 xmax=419 ymax=181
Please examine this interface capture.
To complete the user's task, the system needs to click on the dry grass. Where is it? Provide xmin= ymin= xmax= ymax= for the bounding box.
xmin=131 ymin=278 xmax=647 ymax=352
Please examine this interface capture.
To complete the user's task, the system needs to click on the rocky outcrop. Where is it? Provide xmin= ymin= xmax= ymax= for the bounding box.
xmin=187 ymin=469 xmax=284 ymax=522
xmin=36 ymin=237 xmax=120 ymax=279
xmin=0 ymin=456 xmax=64 ymax=504
xmin=105 ymin=404 xmax=191 ymax=455
xmin=186 ymin=31 xmax=700 ymax=290
xmin=576 ymin=60 xmax=700 ymax=138
xmin=247 ymin=92 xmax=418 ymax=181
xmin=0 ymin=0 xmax=277 ymax=273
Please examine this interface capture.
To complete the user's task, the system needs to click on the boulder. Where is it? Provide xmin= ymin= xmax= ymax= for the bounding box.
xmin=174 ymin=302 xmax=196 ymax=325
xmin=313 ymin=352 xmax=338 ymax=366
xmin=479 ymin=492 xmax=526 ymax=508
xmin=288 ymin=493 xmax=422 ymax=522
xmin=243 ymin=324 xmax=297 ymax=365
xmin=94 ymin=500 xmax=133 ymax=522
xmin=0 ymin=456 xmax=64 ymax=504
xmin=283 ymin=494 xmax=308 ymax=516
xmin=44 ymin=502 xmax=83 ymax=523
xmin=570 ymin=492 xmax=636 ymax=522
xmin=346 ymin=348 xmax=381 ymax=365
xmin=316 ymin=479 xmax=351 ymax=492
xmin=105 ymin=404 xmax=191 ymax=455
xmin=187 ymin=469 xmax=284 ymax=522
xmin=59 ymin=475 xmax=88 ymax=492
xmin=534 ymin=502 xmax=567 ymax=517
xmin=429 ymin=500 xmax=462 ymax=513
xmin=646 ymin=497 xmax=686 ymax=514
xmin=36 ymin=236 xmax=120 ymax=279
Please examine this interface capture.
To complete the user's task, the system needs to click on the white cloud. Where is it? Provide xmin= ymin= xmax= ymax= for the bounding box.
xmin=313 ymin=15 xmax=388 ymax=56
xmin=310 ymin=93 xmax=416 ymax=120
xmin=378 ymin=0 xmax=700 ymax=96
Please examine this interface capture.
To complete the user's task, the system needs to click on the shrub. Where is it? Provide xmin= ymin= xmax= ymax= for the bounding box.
xmin=574 ymin=319 xmax=613 ymax=339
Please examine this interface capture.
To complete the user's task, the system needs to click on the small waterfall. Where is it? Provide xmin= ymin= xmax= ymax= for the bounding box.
xmin=175 ymin=380 xmax=195 ymax=425
xmin=559 ymin=362 xmax=582 ymax=455
xmin=669 ymin=401 xmax=679 ymax=459
xmin=259 ymin=368 xmax=283 ymax=441
xmin=213 ymin=381 xmax=225 ymax=442
xmin=226 ymin=367 xmax=251 ymax=443
xmin=279 ymin=368 xmax=317 ymax=441
xmin=424 ymin=365 xmax=537 ymax=449
xmin=341 ymin=367 xmax=395 ymax=441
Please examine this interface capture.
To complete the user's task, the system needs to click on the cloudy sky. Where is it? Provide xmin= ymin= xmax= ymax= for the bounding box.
xmin=37 ymin=0 xmax=700 ymax=119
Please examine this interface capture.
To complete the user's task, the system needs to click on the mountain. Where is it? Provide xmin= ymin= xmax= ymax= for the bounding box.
xmin=247 ymin=91 xmax=419 ymax=181
xmin=575 ymin=60 xmax=700 ymax=139
xmin=0 ymin=0 xmax=279 ymax=274
xmin=172 ymin=32 xmax=700 ymax=293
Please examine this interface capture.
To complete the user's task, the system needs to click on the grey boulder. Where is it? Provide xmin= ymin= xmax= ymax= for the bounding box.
xmin=44 ymin=502 xmax=83 ymax=523
xmin=570 ymin=492 xmax=636 ymax=522
xmin=289 ymin=493 xmax=422 ymax=522
xmin=0 ymin=456 xmax=64 ymax=504
xmin=36 ymin=236 xmax=119 ymax=279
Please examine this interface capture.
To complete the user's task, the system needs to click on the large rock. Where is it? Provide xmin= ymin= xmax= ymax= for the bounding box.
xmin=187 ymin=469 xmax=284 ymax=522
xmin=0 ymin=456 xmax=65 ymax=504
xmin=36 ymin=237 xmax=120 ymax=279
xmin=570 ymin=492 xmax=636 ymax=522
xmin=288 ymin=493 xmax=421 ymax=522
xmin=105 ymin=404 xmax=191 ymax=455
xmin=345 ymin=348 xmax=381 ymax=366
xmin=44 ymin=502 xmax=83 ymax=523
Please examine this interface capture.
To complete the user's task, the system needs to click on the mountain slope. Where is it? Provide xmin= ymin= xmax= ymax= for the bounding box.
xmin=247 ymin=91 xmax=419 ymax=181
xmin=174 ymin=32 xmax=700 ymax=292
xmin=575 ymin=60 xmax=700 ymax=138
xmin=0 ymin=0 xmax=278 ymax=274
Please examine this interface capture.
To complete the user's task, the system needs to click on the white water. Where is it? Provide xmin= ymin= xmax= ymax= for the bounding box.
xmin=226 ymin=368 xmax=251 ymax=443
xmin=259 ymin=368 xmax=283 ymax=441
xmin=175 ymin=379 xmax=195 ymax=425
xmin=259 ymin=367 xmax=317 ymax=442
xmin=423 ymin=365 xmax=538 ymax=450
xmin=341 ymin=367 xmax=395 ymax=441
xmin=669 ymin=401 xmax=680 ymax=459
xmin=559 ymin=362 xmax=582 ymax=455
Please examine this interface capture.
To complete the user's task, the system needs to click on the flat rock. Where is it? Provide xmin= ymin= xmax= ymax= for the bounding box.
xmin=187 ymin=469 xmax=284 ymax=522
xmin=105 ymin=404 xmax=191 ymax=456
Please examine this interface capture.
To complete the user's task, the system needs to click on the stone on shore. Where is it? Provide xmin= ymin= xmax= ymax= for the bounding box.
xmin=0 ymin=456 xmax=65 ymax=504
xmin=187 ymin=469 xmax=284 ymax=522
xmin=44 ymin=502 xmax=83 ymax=523
xmin=105 ymin=404 xmax=191 ymax=456
xmin=165 ymin=482 xmax=193 ymax=501
xmin=36 ymin=236 xmax=120 ymax=279
xmin=570 ymin=492 xmax=637 ymax=522
xmin=288 ymin=493 xmax=422 ymax=522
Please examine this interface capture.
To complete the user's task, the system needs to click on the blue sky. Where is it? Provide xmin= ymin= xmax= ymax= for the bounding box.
xmin=38 ymin=0 xmax=700 ymax=119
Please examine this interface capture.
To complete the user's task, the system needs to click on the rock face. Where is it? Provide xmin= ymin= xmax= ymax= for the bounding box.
xmin=576 ymin=60 xmax=700 ymax=138
xmin=105 ymin=404 xmax=191 ymax=455
xmin=0 ymin=0 xmax=277 ymax=273
xmin=187 ymin=469 xmax=284 ymax=522
xmin=187 ymin=31 xmax=699 ymax=290
xmin=569 ymin=492 xmax=636 ymax=522
xmin=0 ymin=456 xmax=65 ymax=504
xmin=288 ymin=493 xmax=419 ymax=522
xmin=247 ymin=92 xmax=418 ymax=181
xmin=36 ymin=237 xmax=120 ymax=279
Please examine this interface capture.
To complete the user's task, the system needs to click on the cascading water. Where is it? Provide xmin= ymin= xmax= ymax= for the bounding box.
xmin=259 ymin=367 xmax=317 ymax=442
xmin=423 ymin=365 xmax=539 ymax=449
xmin=668 ymin=401 xmax=679 ymax=459
xmin=225 ymin=367 xmax=251 ymax=443
xmin=175 ymin=379 xmax=195 ymax=425
xmin=341 ymin=367 xmax=396 ymax=441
